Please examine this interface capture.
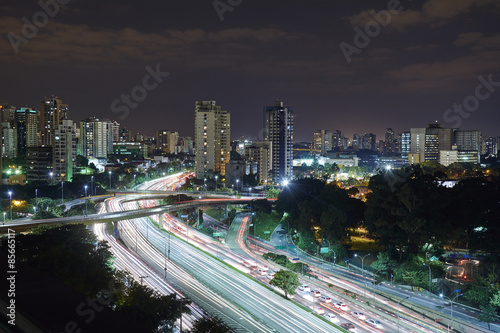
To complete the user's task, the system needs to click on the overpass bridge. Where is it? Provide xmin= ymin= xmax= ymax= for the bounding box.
xmin=0 ymin=198 xmax=257 ymax=234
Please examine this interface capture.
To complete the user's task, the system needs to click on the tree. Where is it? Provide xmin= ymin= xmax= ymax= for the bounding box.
xmin=464 ymin=276 xmax=495 ymax=307
xmin=477 ymin=304 xmax=497 ymax=330
xmin=371 ymin=252 xmax=396 ymax=280
xmin=192 ymin=316 xmax=234 ymax=333
xmin=491 ymin=290 xmax=500 ymax=307
xmin=266 ymin=187 xmax=280 ymax=199
xmin=269 ymin=270 xmax=300 ymax=299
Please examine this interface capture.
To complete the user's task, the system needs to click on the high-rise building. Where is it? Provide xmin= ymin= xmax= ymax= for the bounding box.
xmin=26 ymin=147 xmax=53 ymax=183
xmin=410 ymin=123 xmax=452 ymax=163
xmin=245 ymin=140 xmax=272 ymax=184
xmin=194 ymin=101 xmax=230 ymax=179
xmin=105 ymin=120 xmax=120 ymax=143
xmin=80 ymin=117 xmax=113 ymax=159
xmin=313 ymin=129 xmax=331 ymax=155
xmin=120 ymin=128 xmax=131 ymax=142
xmin=264 ymin=100 xmax=293 ymax=184
xmin=15 ymin=107 xmax=38 ymax=156
xmin=157 ymin=130 xmax=179 ymax=154
xmin=384 ymin=128 xmax=395 ymax=153
xmin=352 ymin=134 xmax=361 ymax=148
xmin=0 ymin=104 xmax=16 ymax=123
xmin=53 ymin=119 xmax=76 ymax=182
xmin=361 ymin=133 xmax=376 ymax=150
xmin=400 ymin=131 xmax=411 ymax=159
xmin=39 ymin=96 xmax=69 ymax=147
xmin=2 ymin=122 xmax=17 ymax=158
xmin=454 ymin=130 xmax=482 ymax=151
xmin=484 ymin=137 xmax=498 ymax=157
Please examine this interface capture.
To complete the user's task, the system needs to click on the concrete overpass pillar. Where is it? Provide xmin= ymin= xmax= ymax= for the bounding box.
xmin=113 ymin=221 xmax=119 ymax=238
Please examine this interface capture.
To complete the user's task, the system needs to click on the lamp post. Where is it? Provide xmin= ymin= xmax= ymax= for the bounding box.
xmin=3 ymin=212 xmax=6 ymax=224
xmin=91 ymin=176 xmax=94 ymax=196
xmin=8 ymin=191 xmax=12 ymax=221
xmin=133 ymin=174 xmax=136 ymax=186
xmin=397 ymin=296 xmax=412 ymax=332
xmin=215 ymin=175 xmax=218 ymax=193
xmin=355 ymin=253 xmax=370 ymax=285
xmin=236 ymin=178 xmax=239 ymax=193
xmin=108 ymin=171 xmax=112 ymax=190
xmin=35 ymin=189 xmax=38 ymax=212
xmin=440 ymin=293 xmax=463 ymax=332
xmin=49 ymin=172 xmax=53 ymax=185
xmin=164 ymin=236 xmax=167 ymax=279
xmin=61 ymin=181 xmax=64 ymax=205
xmin=84 ymin=185 xmax=88 ymax=216
xmin=204 ymin=178 xmax=207 ymax=194
xmin=423 ymin=263 xmax=432 ymax=294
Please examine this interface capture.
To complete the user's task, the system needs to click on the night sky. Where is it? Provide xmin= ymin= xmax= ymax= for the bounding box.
xmin=1 ymin=0 xmax=499 ymax=142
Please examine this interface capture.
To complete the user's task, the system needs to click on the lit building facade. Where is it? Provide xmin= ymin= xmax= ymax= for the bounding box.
xmin=39 ymin=96 xmax=69 ymax=147
xmin=194 ymin=101 xmax=230 ymax=179
xmin=53 ymin=119 xmax=76 ymax=182
xmin=264 ymin=100 xmax=293 ymax=184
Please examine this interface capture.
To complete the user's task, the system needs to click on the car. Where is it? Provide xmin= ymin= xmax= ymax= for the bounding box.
xmin=298 ymin=285 xmax=311 ymax=292
xmin=333 ymin=302 xmax=349 ymax=311
xmin=324 ymin=313 xmax=340 ymax=323
xmin=257 ymin=268 xmax=268 ymax=276
xmin=313 ymin=306 xmax=325 ymax=315
xmin=340 ymin=323 xmax=358 ymax=332
xmin=266 ymin=272 xmax=276 ymax=279
xmin=309 ymin=290 xmax=321 ymax=298
xmin=351 ymin=311 xmax=366 ymax=320
xmin=366 ymin=319 xmax=383 ymax=329
xmin=319 ymin=296 xmax=332 ymax=303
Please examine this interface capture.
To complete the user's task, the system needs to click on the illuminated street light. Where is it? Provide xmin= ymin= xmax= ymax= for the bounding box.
xmin=397 ymin=296 xmax=412 ymax=332
xmin=440 ymin=293 xmax=463 ymax=331
xmin=8 ymin=191 xmax=12 ymax=221
xmin=109 ymin=171 xmax=112 ymax=189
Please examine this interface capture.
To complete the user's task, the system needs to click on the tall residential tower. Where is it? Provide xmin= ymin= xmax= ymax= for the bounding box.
xmin=194 ymin=101 xmax=230 ymax=179
xmin=264 ymin=100 xmax=293 ymax=184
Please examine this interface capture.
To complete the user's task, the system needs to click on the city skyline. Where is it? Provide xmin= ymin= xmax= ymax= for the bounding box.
xmin=1 ymin=0 xmax=499 ymax=141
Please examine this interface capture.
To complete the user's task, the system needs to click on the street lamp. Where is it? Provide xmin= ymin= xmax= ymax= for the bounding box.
xmin=236 ymin=178 xmax=239 ymax=193
xmin=440 ymin=293 xmax=463 ymax=332
xmin=61 ymin=181 xmax=64 ymax=204
xmin=49 ymin=172 xmax=53 ymax=185
xmin=354 ymin=253 xmax=370 ymax=285
xmin=164 ymin=236 xmax=167 ymax=279
xmin=84 ymin=185 xmax=88 ymax=216
xmin=397 ymin=296 xmax=412 ymax=332
xmin=35 ymin=189 xmax=38 ymax=212
xmin=108 ymin=171 xmax=112 ymax=190
xmin=8 ymin=191 xmax=12 ymax=221
xmin=423 ymin=263 xmax=432 ymax=294
xmin=3 ymin=212 xmax=6 ymax=224
xmin=91 ymin=176 xmax=94 ymax=196
xmin=133 ymin=174 xmax=136 ymax=186
xmin=215 ymin=175 xmax=218 ymax=193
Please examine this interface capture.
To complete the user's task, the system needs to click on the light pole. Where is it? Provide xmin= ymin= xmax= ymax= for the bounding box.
xmin=84 ymin=185 xmax=88 ymax=216
xmin=61 ymin=181 xmax=64 ymax=205
xmin=397 ymin=295 xmax=412 ymax=332
xmin=133 ymin=174 xmax=136 ymax=186
xmin=108 ymin=171 xmax=112 ymax=190
xmin=215 ymin=175 xmax=218 ymax=193
xmin=164 ymin=236 xmax=167 ymax=279
xmin=423 ymin=263 xmax=432 ymax=294
xmin=355 ymin=253 xmax=370 ymax=285
xmin=441 ymin=293 xmax=463 ymax=332
xmin=3 ymin=212 xmax=5 ymax=224
xmin=49 ymin=172 xmax=53 ymax=185
xmin=236 ymin=178 xmax=239 ymax=193
xmin=91 ymin=176 xmax=94 ymax=196
xmin=204 ymin=178 xmax=207 ymax=193
xmin=35 ymin=189 xmax=38 ymax=212
xmin=8 ymin=191 xmax=12 ymax=221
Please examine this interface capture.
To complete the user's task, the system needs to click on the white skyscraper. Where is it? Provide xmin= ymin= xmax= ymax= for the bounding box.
xmin=194 ymin=101 xmax=230 ymax=179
